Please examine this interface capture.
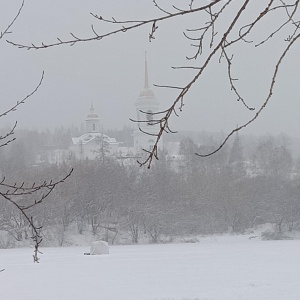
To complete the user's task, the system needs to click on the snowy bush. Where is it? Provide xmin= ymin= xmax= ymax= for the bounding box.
xmin=261 ymin=230 xmax=292 ymax=241
xmin=181 ymin=237 xmax=200 ymax=243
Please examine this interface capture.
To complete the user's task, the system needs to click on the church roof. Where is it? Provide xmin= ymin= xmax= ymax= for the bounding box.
xmin=72 ymin=132 xmax=118 ymax=145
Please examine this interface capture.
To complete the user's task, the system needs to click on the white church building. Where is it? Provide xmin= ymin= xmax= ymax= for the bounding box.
xmin=44 ymin=55 xmax=163 ymax=164
xmin=69 ymin=104 xmax=119 ymax=161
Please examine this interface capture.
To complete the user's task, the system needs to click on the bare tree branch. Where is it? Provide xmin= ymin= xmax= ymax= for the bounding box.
xmin=0 ymin=0 xmax=24 ymax=41
xmin=0 ymin=71 xmax=45 ymax=119
xmin=0 ymin=71 xmax=44 ymax=153
xmin=0 ymin=169 xmax=73 ymax=262
xmin=0 ymin=1 xmax=72 ymax=265
xmin=196 ymin=31 xmax=300 ymax=157
xmin=6 ymin=0 xmax=224 ymax=49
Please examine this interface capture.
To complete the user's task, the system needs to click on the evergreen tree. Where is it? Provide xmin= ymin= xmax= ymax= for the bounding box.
xmin=228 ymin=132 xmax=245 ymax=178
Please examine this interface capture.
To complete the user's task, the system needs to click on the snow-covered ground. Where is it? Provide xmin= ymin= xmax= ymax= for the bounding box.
xmin=1 ymin=235 xmax=300 ymax=300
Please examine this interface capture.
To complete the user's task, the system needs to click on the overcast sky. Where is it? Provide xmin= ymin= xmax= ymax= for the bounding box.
xmin=0 ymin=0 xmax=299 ymax=139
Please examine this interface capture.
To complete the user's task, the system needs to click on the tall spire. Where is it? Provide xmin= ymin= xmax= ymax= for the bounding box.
xmin=138 ymin=52 xmax=155 ymax=98
xmin=144 ymin=51 xmax=149 ymax=89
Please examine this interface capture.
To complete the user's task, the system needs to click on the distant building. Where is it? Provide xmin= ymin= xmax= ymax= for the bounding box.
xmin=44 ymin=56 xmax=166 ymax=165
xmin=69 ymin=104 xmax=119 ymax=160
xmin=133 ymin=54 xmax=163 ymax=154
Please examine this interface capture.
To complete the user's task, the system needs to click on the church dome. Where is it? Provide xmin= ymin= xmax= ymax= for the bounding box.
xmin=87 ymin=104 xmax=98 ymax=119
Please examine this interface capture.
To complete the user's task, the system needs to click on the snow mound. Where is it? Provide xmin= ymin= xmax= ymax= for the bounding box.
xmin=90 ymin=240 xmax=109 ymax=255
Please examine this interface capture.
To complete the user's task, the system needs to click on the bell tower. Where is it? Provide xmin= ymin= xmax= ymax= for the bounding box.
xmin=133 ymin=54 xmax=161 ymax=154
xmin=86 ymin=103 xmax=100 ymax=133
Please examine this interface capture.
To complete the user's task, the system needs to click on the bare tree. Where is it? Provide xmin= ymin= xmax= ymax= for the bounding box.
xmin=6 ymin=0 xmax=300 ymax=168
xmin=253 ymin=137 xmax=293 ymax=178
xmin=0 ymin=1 xmax=72 ymax=264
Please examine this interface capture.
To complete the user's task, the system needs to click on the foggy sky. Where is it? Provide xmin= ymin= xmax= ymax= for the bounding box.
xmin=0 ymin=0 xmax=299 ymax=138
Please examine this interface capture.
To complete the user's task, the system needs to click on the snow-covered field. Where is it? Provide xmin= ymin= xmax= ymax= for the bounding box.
xmin=1 ymin=235 xmax=300 ymax=300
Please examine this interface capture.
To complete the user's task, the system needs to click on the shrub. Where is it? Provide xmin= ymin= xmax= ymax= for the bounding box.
xmin=261 ymin=230 xmax=292 ymax=241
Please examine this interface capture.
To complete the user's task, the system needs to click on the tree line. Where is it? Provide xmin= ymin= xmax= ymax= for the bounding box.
xmin=0 ymin=128 xmax=299 ymax=247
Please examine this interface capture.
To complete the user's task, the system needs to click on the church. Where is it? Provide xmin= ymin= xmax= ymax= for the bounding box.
xmin=34 ymin=56 xmax=169 ymax=166
xmin=69 ymin=104 xmax=119 ymax=161
xmin=69 ymin=54 xmax=163 ymax=162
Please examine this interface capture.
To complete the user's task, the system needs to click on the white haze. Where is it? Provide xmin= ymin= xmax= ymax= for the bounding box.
xmin=0 ymin=0 xmax=299 ymax=138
